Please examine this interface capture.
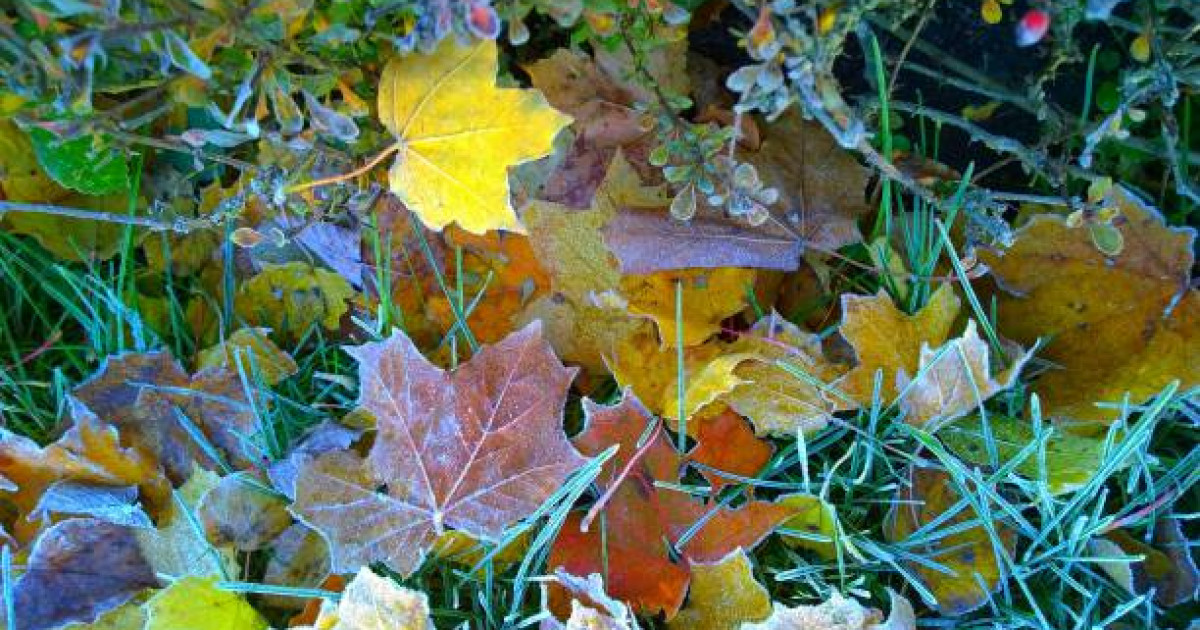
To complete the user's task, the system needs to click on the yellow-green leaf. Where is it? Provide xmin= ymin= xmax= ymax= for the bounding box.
xmin=143 ymin=576 xmax=267 ymax=630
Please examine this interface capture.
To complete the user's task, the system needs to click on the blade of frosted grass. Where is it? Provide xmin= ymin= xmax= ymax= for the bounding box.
xmin=675 ymin=278 xmax=686 ymax=452
xmin=2 ymin=545 xmax=13 ymax=630
xmin=408 ymin=214 xmax=478 ymax=352
xmin=498 ymin=445 xmax=616 ymax=624
xmin=172 ymin=406 xmax=233 ymax=475
xmin=217 ymin=582 xmax=338 ymax=601
xmin=869 ymin=35 xmax=894 ymax=240
xmin=115 ymin=152 xmax=144 ymax=352
xmin=934 ymin=219 xmax=1005 ymax=360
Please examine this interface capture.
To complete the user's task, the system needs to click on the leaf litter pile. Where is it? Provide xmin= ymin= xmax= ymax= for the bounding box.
xmin=0 ymin=2 xmax=1197 ymax=629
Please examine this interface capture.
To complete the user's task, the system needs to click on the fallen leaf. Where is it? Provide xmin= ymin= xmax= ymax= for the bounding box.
xmin=518 ymin=151 xmax=663 ymax=375
xmin=547 ymin=572 xmax=636 ymax=630
xmin=296 ymin=567 xmax=434 ymax=630
xmin=296 ymin=221 xmax=366 ymax=289
xmin=524 ymin=49 xmax=647 ymax=150
xmin=261 ymin=523 xmax=331 ymax=610
xmin=31 ymin=481 xmax=153 ymax=529
xmin=195 ymin=327 xmax=299 ymax=386
xmin=291 ymin=322 xmax=585 ymax=575
xmin=840 ymin=285 xmax=962 ymax=404
xmin=603 ymin=208 xmax=803 ymax=274
xmin=606 ymin=327 xmax=723 ymax=418
xmin=723 ymin=312 xmax=853 ymax=436
xmin=0 ymin=398 xmax=169 ymax=542
xmin=143 ymin=576 xmax=267 ymax=630
xmin=897 ymin=320 xmax=1031 ymax=429
xmin=661 ymin=353 xmax=754 ymax=429
xmin=776 ymin=494 xmax=839 ymax=560
xmin=3 ymin=518 xmax=158 ymax=630
xmin=428 ymin=227 xmax=549 ymax=344
xmin=687 ymin=408 xmax=773 ymax=491
xmin=938 ymin=413 xmax=1111 ymax=495
xmin=75 ymin=351 xmax=261 ymax=482
xmin=746 ymin=111 xmax=872 ymax=252
xmin=884 ymin=466 xmax=1015 ymax=615
xmin=548 ymin=393 xmax=790 ymax=618
xmin=1102 ymin=518 xmax=1198 ymax=607
xmin=667 ymin=548 xmax=772 ymax=629
xmin=378 ymin=39 xmax=571 ymax=233
xmin=981 ymin=186 xmax=1199 ymax=429
xmin=743 ymin=593 xmax=879 ymax=630
xmin=197 ymin=471 xmax=292 ymax=551
xmin=235 ymin=261 xmax=354 ymax=339
xmin=135 ymin=467 xmax=238 ymax=580
xmin=26 ymin=128 xmax=130 ymax=196
xmin=621 ymin=267 xmax=756 ymax=347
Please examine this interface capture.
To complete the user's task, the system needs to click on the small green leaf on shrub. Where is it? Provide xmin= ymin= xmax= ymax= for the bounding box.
xmin=27 ymin=128 xmax=131 ymax=195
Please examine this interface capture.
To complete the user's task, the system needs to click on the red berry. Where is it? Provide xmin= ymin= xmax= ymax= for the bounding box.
xmin=1016 ymin=9 xmax=1051 ymax=47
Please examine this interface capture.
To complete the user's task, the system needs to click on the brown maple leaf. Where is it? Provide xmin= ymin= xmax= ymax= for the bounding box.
xmin=291 ymin=322 xmax=586 ymax=575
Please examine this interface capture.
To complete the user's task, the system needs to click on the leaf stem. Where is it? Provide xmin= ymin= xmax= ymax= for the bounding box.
xmin=286 ymin=142 xmax=402 ymax=194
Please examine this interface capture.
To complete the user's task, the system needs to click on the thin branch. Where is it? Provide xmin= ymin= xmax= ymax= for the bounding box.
xmin=0 ymin=201 xmax=209 ymax=233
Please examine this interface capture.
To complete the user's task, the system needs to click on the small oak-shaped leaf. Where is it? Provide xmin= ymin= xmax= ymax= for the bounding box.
xmin=667 ymin=548 xmax=772 ymax=630
xmin=884 ymin=466 xmax=1016 ymax=615
xmin=292 ymin=322 xmax=585 ymax=575
xmin=897 ymin=320 xmax=1031 ymax=430
xmin=840 ymin=285 xmax=961 ymax=404
xmin=296 ymin=567 xmax=434 ymax=630
xmin=378 ymin=39 xmax=571 ymax=233
xmin=144 ymin=576 xmax=267 ymax=630
xmin=0 ymin=398 xmax=169 ymax=542
xmin=981 ymin=187 xmax=1198 ymax=429
xmin=548 ymin=393 xmax=790 ymax=619
xmin=4 ymin=519 xmax=157 ymax=630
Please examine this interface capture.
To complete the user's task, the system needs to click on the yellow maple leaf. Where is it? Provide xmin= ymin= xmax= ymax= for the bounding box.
xmin=378 ymin=39 xmax=572 ymax=234
xmin=667 ymin=548 xmax=772 ymax=630
xmin=981 ymin=186 xmax=1198 ymax=429
xmin=839 ymin=285 xmax=961 ymax=404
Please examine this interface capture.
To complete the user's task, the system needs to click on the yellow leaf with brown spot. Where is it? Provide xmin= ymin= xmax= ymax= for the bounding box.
xmin=377 ymin=39 xmax=571 ymax=234
xmin=195 ymin=327 xmax=298 ymax=385
xmin=667 ymin=548 xmax=771 ymax=630
xmin=777 ymin=494 xmax=839 ymax=560
xmin=235 ymin=262 xmax=354 ymax=338
xmin=884 ymin=466 xmax=1015 ymax=615
xmin=980 ymin=187 xmax=1198 ymax=430
xmin=622 ymin=267 xmax=756 ymax=347
xmin=839 ymin=285 xmax=961 ymax=404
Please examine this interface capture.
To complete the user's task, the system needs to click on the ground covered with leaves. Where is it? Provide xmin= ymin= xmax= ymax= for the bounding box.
xmin=0 ymin=0 xmax=1197 ymax=629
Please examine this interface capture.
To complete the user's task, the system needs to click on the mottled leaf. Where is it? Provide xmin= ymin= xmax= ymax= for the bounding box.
xmin=981 ymin=186 xmax=1198 ymax=429
xmin=667 ymin=548 xmax=772 ymax=629
xmin=197 ymin=472 xmax=292 ymax=551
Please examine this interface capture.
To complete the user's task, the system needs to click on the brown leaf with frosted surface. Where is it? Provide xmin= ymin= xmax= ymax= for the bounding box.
xmin=3 ymin=518 xmax=158 ymax=630
xmin=74 ymin=350 xmax=260 ymax=482
xmin=291 ymin=322 xmax=585 ymax=575
xmin=981 ymin=186 xmax=1198 ymax=429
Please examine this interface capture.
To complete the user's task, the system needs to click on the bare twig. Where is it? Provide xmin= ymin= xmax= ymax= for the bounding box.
xmin=0 ymin=201 xmax=209 ymax=233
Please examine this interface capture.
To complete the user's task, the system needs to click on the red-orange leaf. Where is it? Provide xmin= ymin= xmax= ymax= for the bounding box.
xmin=291 ymin=322 xmax=586 ymax=575
xmin=548 ymin=393 xmax=789 ymax=619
